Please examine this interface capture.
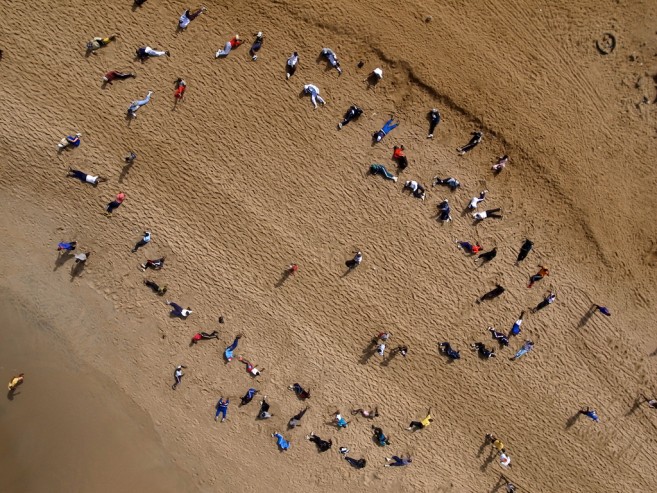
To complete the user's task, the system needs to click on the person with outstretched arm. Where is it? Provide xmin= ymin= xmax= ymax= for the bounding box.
xmin=457 ymin=131 xmax=483 ymax=154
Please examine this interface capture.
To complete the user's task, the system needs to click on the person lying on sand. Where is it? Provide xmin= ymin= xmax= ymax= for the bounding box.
xmin=488 ymin=327 xmax=509 ymax=346
xmin=473 ymin=208 xmax=503 ymax=221
xmin=439 ymin=342 xmax=460 ymax=360
xmin=103 ymin=70 xmax=136 ymax=85
xmin=237 ymin=356 xmax=264 ymax=376
xmin=477 ymin=284 xmax=505 ymax=303
xmin=179 ymin=6 xmax=206 ymax=30
xmin=475 ymin=247 xmax=497 ymax=264
xmin=470 ymin=342 xmax=496 ymax=359
xmin=352 ymin=407 xmax=379 ymax=419
xmin=438 ymin=200 xmax=451 ymax=222
xmin=432 ymin=176 xmax=460 ymax=190
xmin=86 ymin=35 xmax=118 ymax=54
xmin=224 ymin=334 xmax=242 ymax=362
xmin=372 ymin=117 xmax=399 ymax=143
xmin=141 ymin=257 xmax=165 ymax=271
xmin=407 ymin=408 xmax=433 ymax=431
xmin=457 ymin=131 xmax=483 ymax=154
xmin=289 ymin=383 xmax=311 ymax=399
xmin=288 ymin=407 xmax=308 ymax=428
xmin=510 ymin=340 xmax=534 ymax=361
xmin=240 ymin=388 xmax=258 ymax=406
xmin=258 ymin=396 xmax=273 ymax=419
xmin=215 ymin=35 xmax=242 ymax=58
xmin=127 ymin=91 xmax=153 ymax=118
xmin=403 ymin=180 xmax=426 ymax=200
xmin=372 ymin=426 xmax=390 ymax=446
xmin=532 ymin=291 xmax=556 ymax=313
xmin=191 ymin=331 xmax=218 ymax=344
xmin=467 ymin=190 xmax=488 ymax=210
xmin=384 ymin=455 xmax=412 ymax=467
xmin=320 ymin=48 xmax=342 ymax=75
xmin=166 ymin=301 xmax=192 ymax=318
xmin=338 ymin=104 xmax=363 ymax=129
xmin=303 ymin=84 xmax=326 ymax=109
xmin=457 ymin=241 xmax=482 ymax=255
xmin=144 ymin=279 xmax=168 ymax=295
xmin=136 ymin=46 xmax=170 ymax=60
xmin=172 ymin=364 xmax=187 ymax=389
xmin=215 ymin=397 xmax=229 ymax=422
xmin=392 ymin=145 xmax=408 ymax=170
xmin=427 ymin=108 xmax=441 ymax=138
xmin=286 ymin=52 xmax=299 ymax=79
xmin=272 ymin=432 xmax=290 ymax=451
xmin=307 ymin=432 xmax=332 ymax=452
xmin=249 ymin=32 xmax=264 ymax=61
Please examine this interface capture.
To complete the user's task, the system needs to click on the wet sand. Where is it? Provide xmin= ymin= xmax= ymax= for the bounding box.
xmin=0 ymin=288 xmax=196 ymax=493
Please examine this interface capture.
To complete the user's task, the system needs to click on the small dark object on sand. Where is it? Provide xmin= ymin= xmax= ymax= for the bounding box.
xmin=596 ymin=33 xmax=616 ymax=55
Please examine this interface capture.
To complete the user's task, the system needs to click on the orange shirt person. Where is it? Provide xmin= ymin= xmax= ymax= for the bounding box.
xmin=174 ymin=78 xmax=187 ymax=100
xmin=528 ymin=266 xmax=549 ymax=288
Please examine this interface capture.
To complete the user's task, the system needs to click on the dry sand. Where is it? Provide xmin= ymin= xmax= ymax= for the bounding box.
xmin=1 ymin=0 xmax=657 ymax=491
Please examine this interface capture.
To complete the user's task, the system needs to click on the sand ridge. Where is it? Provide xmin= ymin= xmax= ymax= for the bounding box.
xmin=1 ymin=0 xmax=657 ymax=492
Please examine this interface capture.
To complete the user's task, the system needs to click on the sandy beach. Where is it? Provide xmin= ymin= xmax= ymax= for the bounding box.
xmin=1 ymin=0 xmax=657 ymax=491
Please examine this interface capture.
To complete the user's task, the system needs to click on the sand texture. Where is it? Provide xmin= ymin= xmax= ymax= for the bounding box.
xmin=1 ymin=0 xmax=657 ymax=492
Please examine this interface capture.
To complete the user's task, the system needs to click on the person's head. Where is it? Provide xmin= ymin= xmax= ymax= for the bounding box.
xmin=257 ymin=31 xmax=263 ymax=38
xmin=293 ymin=51 xmax=298 ymax=56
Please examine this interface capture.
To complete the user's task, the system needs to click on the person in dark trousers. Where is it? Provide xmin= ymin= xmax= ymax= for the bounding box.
xmin=532 ymin=291 xmax=556 ymax=313
xmin=191 ymin=331 xmax=219 ymax=344
xmin=344 ymin=455 xmax=367 ymax=469
xmin=427 ymin=108 xmax=441 ymax=138
xmin=432 ymin=176 xmax=460 ymax=190
xmin=105 ymin=192 xmax=125 ymax=214
xmin=477 ymin=284 xmax=505 ymax=303
xmin=475 ymin=247 xmax=497 ymax=263
xmin=437 ymin=200 xmax=451 ymax=222
xmin=286 ymin=52 xmax=298 ymax=79
xmin=67 ymin=168 xmax=107 ymax=186
xmin=488 ymin=326 xmax=509 ymax=346
xmin=470 ymin=342 xmax=496 ymax=358
xmin=345 ymin=251 xmax=363 ymax=269
xmin=289 ymin=383 xmax=311 ymax=399
xmin=389 ymin=346 xmax=408 ymax=358
xmin=240 ymin=388 xmax=258 ymax=406
xmin=516 ymin=239 xmax=533 ymax=264
xmin=407 ymin=408 xmax=433 ymax=431
xmin=473 ymin=208 xmax=503 ymax=221
xmin=385 ymin=455 xmax=412 ymax=467
xmin=338 ymin=104 xmax=363 ymax=129
xmin=144 ymin=279 xmax=168 ymax=295
xmin=392 ymin=146 xmax=408 ymax=170
xmin=593 ymin=304 xmax=611 ymax=316
xmin=249 ymin=32 xmax=264 ymax=60
xmin=457 ymin=131 xmax=483 ymax=154
xmin=258 ymin=396 xmax=273 ymax=419
xmin=125 ymin=151 xmax=137 ymax=164
xmin=167 ymin=301 xmax=192 ymax=318
xmin=320 ymin=48 xmax=342 ymax=74
xmin=372 ymin=426 xmax=390 ymax=446
xmin=288 ymin=407 xmax=308 ymax=428
xmin=103 ymin=71 xmax=136 ymax=85
xmin=132 ymin=231 xmax=151 ymax=253
xmin=306 ymin=432 xmax=332 ymax=452
xmin=439 ymin=342 xmax=460 ymax=360
xmin=172 ymin=365 xmax=187 ymax=389
xmin=528 ymin=266 xmax=549 ymax=288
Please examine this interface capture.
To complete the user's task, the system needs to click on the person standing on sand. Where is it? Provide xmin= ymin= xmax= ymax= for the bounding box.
xmin=178 ymin=6 xmax=207 ymax=30
xmin=303 ymin=84 xmax=326 ymax=109
xmin=174 ymin=78 xmax=187 ymax=100
xmin=407 ymin=408 xmax=433 ymax=431
xmin=58 ymin=241 xmax=77 ymax=252
xmin=8 ymin=373 xmax=24 ymax=391
xmin=127 ymin=91 xmax=153 ymax=118
xmin=457 ymin=131 xmax=483 ymax=154
xmin=215 ymin=397 xmax=229 ymax=422
xmin=249 ymin=32 xmax=264 ymax=61
xmin=74 ymin=252 xmax=91 ymax=264
xmin=385 ymin=455 xmax=412 ymax=467
xmin=224 ymin=334 xmax=242 ymax=362
xmin=593 ymin=304 xmax=611 ymax=316
xmin=131 ymin=231 xmax=151 ymax=253
xmin=579 ymin=407 xmax=600 ymax=423
xmin=528 ymin=266 xmax=549 ymax=288
xmin=286 ymin=52 xmax=299 ymax=79
xmin=102 ymin=70 xmax=136 ymax=85
xmin=166 ymin=301 xmax=192 ymax=318
xmin=427 ymin=108 xmax=441 ymax=138
xmin=338 ymin=104 xmax=363 ymax=129
xmin=345 ymin=251 xmax=363 ymax=269
xmin=532 ymin=291 xmax=556 ymax=313
xmin=215 ymin=35 xmax=242 ymax=58
xmin=172 ymin=365 xmax=187 ymax=389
